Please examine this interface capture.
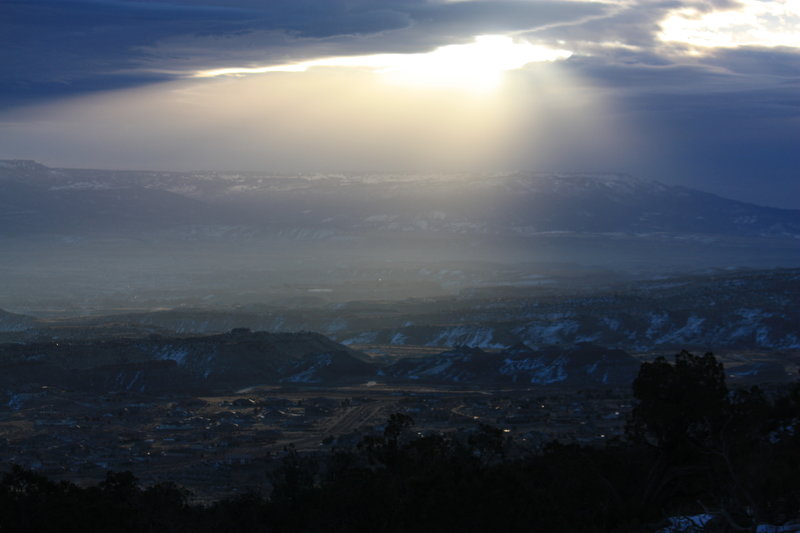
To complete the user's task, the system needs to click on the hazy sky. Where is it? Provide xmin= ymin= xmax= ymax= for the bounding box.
xmin=1 ymin=0 xmax=798 ymax=207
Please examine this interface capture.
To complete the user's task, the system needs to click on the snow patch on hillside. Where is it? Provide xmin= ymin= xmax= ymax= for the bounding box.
xmin=284 ymin=353 xmax=333 ymax=383
xmin=153 ymin=345 xmax=190 ymax=366
xmin=425 ymin=326 xmax=504 ymax=348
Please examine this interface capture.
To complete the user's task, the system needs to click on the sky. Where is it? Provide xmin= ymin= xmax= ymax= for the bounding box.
xmin=0 ymin=0 xmax=798 ymax=208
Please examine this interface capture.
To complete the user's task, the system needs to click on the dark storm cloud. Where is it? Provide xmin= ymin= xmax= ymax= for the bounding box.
xmin=699 ymin=47 xmax=800 ymax=78
xmin=2 ymin=0 xmax=798 ymax=207
xmin=1 ymin=0 xmax=256 ymax=107
xmin=555 ymin=49 xmax=800 ymax=117
xmin=506 ymin=0 xmax=800 ymax=207
xmin=0 ymin=0 xmax=608 ymax=108
xmin=3 ymin=0 xmax=796 ymax=109
xmin=548 ymin=47 xmax=800 ymax=207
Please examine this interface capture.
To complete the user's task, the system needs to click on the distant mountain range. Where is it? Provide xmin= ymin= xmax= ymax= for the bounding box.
xmin=2 ymin=159 xmax=799 ymax=312
xmin=0 ymin=160 xmax=231 ymax=233
xmin=2 ymin=159 xmax=799 ymax=238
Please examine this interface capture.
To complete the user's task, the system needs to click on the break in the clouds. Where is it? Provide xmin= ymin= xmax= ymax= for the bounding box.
xmin=0 ymin=0 xmax=607 ymax=103
xmin=1 ymin=0 xmax=799 ymax=207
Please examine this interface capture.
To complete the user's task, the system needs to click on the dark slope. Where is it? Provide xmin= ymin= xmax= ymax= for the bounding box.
xmin=382 ymin=343 xmax=640 ymax=387
xmin=0 ymin=309 xmax=37 ymax=332
xmin=0 ymin=326 xmax=643 ymax=393
xmin=0 ymin=330 xmax=374 ymax=393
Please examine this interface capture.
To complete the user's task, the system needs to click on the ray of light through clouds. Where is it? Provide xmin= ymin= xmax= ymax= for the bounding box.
xmin=0 ymin=0 xmax=798 ymax=206
xmin=195 ymin=35 xmax=573 ymax=92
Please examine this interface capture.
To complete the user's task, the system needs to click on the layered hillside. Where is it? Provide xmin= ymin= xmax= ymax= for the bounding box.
xmin=0 ymin=327 xmax=645 ymax=395
xmin=11 ymin=268 xmax=794 ymax=353
xmin=381 ymin=343 xmax=640 ymax=387
xmin=0 ymin=330 xmax=373 ymax=393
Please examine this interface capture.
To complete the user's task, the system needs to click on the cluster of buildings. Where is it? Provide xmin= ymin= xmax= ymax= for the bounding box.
xmin=0 ymin=384 xmax=633 ymax=499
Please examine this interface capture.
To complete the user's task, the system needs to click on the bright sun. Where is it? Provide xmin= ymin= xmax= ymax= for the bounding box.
xmin=195 ymin=35 xmax=572 ymax=92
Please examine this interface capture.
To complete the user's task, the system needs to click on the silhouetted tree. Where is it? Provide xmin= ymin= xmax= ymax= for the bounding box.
xmin=629 ymin=350 xmax=727 ymax=451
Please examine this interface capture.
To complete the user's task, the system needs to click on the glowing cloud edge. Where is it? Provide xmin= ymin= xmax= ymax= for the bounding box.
xmin=193 ymin=35 xmax=573 ymax=91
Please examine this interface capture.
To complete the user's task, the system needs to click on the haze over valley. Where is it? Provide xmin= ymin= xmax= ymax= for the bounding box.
xmin=2 ymin=0 xmax=800 ymax=528
xmin=1 ymin=158 xmax=798 ymax=510
xmin=2 ymin=159 xmax=799 ymax=315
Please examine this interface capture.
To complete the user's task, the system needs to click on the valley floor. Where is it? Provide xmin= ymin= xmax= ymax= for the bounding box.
xmin=2 ymin=347 xmax=795 ymax=502
xmin=1 ymin=379 xmax=634 ymax=501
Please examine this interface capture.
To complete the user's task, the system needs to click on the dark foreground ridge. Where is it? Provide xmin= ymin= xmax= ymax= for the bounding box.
xmin=1 ymin=351 xmax=798 ymax=533
xmin=380 ymin=343 xmax=640 ymax=387
xmin=0 ymin=329 xmax=641 ymax=394
xmin=0 ymin=330 xmax=373 ymax=394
